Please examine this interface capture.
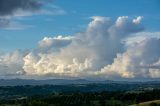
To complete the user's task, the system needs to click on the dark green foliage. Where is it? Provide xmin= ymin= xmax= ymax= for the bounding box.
xmin=0 ymin=84 xmax=160 ymax=106
xmin=29 ymin=101 xmax=48 ymax=106
xmin=0 ymin=89 xmax=160 ymax=106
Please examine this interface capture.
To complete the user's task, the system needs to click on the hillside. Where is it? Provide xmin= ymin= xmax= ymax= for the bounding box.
xmin=130 ymin=100 xmax=160 ymax=106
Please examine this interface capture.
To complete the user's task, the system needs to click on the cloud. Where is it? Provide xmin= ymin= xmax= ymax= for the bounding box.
xmin=0 ymin=19 xmax=33 ymax=29
xmin=123 ymin=32 xmax=160 ymax=46
xmin=22 ymin=16 xmax=148 ymax=80
xmin=133 ymin=16 xmax=143 ymax=24
xmin=0 ymin=0 xmax=42 ymax=16
xmin=0 ymin=0 xmax=41 ymax=28
xmin=0 ymin=50 xmax=27 ymax=76
xmin=1 ymin=16 xmax=160 ymax=80
xmin=38 ymin=35 xmax=73 ymax=52
xmin=0 ymin=0 xmax=65 ymax=29
xmin=99 ymin=38 xmax=160 ymax=79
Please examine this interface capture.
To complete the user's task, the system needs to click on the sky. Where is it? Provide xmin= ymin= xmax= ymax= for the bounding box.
xmin=0 ymin=0 xmax=160 ymax=80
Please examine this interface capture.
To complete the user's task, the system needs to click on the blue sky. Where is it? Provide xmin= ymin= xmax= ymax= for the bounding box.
xmin=0 ymin=0 xmax=160 ymax=51
xmin=0 ymin=0 xmax=160 ymax=80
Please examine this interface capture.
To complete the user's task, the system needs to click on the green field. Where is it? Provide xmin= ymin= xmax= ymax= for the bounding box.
xmin=130 ymin=100 xmax=160 ymax=106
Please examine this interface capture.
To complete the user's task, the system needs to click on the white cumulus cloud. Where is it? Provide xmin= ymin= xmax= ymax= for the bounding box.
xmin=1 ymin=16 xmax=160 ymax=80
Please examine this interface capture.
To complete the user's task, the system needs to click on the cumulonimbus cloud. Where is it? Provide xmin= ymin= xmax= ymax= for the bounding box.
xmin=1 ymin=16 xmax=160 ymax=80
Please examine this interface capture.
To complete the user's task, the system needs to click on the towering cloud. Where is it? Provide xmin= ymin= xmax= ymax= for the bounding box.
xmin=0 ymin=16 xmax=160 ymax=80
xmin=100 ymin=38 xmax=160 ymax=79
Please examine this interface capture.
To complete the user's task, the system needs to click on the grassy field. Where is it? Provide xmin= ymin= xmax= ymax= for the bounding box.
xmin=130 ymin=100 xmax=160 ymax=106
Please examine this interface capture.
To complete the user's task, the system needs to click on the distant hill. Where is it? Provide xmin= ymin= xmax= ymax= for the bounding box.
xmin=0 ymin=78 xmax=160 ymax=86
xmin=0 ymin=79 xmax=111 ymax=86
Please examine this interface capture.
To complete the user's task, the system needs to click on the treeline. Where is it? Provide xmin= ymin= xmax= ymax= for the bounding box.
xmin=1 ymin=89 xmax=160 ymax=106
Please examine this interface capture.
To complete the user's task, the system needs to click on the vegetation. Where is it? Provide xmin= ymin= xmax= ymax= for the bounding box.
xmin=0 ymin=83 xmax=160 ymax=106
xmin=130 ymin=100 xmax=160 ymax=106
